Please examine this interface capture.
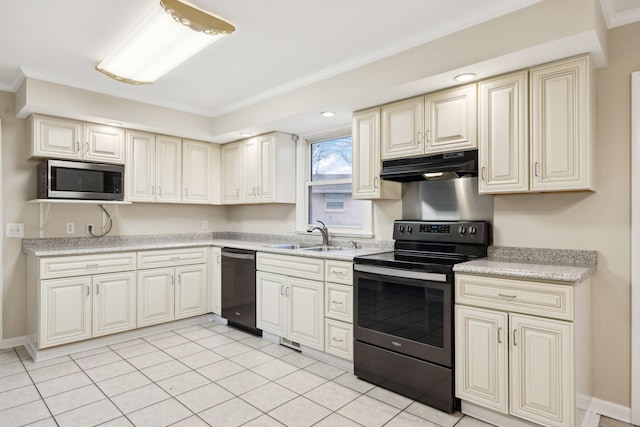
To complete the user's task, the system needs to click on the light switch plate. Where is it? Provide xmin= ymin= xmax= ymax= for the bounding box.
xmin=5 ymin=223 xmax=24 ymax=238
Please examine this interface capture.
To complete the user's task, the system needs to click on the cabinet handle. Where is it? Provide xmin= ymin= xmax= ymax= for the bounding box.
xmin=184 ymin=188 xmax=188 ymax=197
xmin=513 ymin=329 xmax=518 ymax=346
xmin=96 ymin=284 xmax=100 ymax=295
xmin=236 ymin=189 xmax=240 ymax=197
xmin=332 ymin=337 xmax=344 ymax=343
xmin=86 ymin=263 xmax=99 ymax=269
xmin=481 ymin=166 xmax=486 ymax=181
xmin=151 ymin=186 xmax=155 ymax=195
xmin=332 ymin=270 xmax=345 ymax=276
xmin=498 ymin=293 xmax=517 ymax=299
xmin=426 ymin=130 xmax=431 ymax=143
xmin=280 ymin=285 xmax=285 ymax=295
xmin=158 ymin=187 xmax=162 ymax=196
xmin=257 ymin=187 xmax=261 ymax=196
xmin=170 ymin=275 xmax=174 ymax=286
xmin=285 ymin=286 xmax=290 ymax=297
xmin=86 ymin=285 xmax=90 ymax=296
xmin=332 ymin=300 xmax=343 ymax=305
xmin=373 ymin=177 xmax=378 ymax=188
xmin=217 ymin=255 xmax=221 ymax=264
xmin=417 ymin=132 xmax=422 ymax=144
xmin=84 ymin=142 xmax=89 ymax=153
xmin=178 ymin=274 xmax=181 ymax=285
xmin=252 ymin=187 xmax=257 ymax=196
xmin=534 ymin=162 xmax=540 ymax=177
xmin=171 ymin=256 xmax=180 ymax=261
xmin=497 ymin=327 xmax=502 ymax=344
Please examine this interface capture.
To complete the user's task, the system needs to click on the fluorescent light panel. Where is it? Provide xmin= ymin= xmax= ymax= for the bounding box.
xmin=96 ymin=0 xmax=234 ymax=85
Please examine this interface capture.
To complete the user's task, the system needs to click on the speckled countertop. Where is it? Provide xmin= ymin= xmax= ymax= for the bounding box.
xmin=453 ymin=246 xmax=597 ymax=283
xmin=22 ymin=232 xmax=393 ymax=262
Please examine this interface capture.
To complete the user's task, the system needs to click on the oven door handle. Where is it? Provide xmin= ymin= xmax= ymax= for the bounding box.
xmin=354 ymin=264 xmax=447 ymax=282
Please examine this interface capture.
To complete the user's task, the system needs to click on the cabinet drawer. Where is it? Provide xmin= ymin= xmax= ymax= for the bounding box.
xmin=137 ymin=247 xmax=209 ymax=269
xmin=257 ymin=253 xmax=324 ymax=281
xmin=455 ymin=274 xmax=574 ymax=321
xmin=325 ymin=283 xmax=353 ymax=323
xmin=325 ymin=319 xmax=353 ymax=361
xmin=325 ymin=260 xmax=353 ymax=285
xmin=40 ymin=252 xmax=136 ymax=279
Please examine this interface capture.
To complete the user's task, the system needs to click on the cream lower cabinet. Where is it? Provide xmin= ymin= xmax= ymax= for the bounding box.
xmin=455 ymin=273 xmax=591 ymax=427
xmin=323 ymin=260 xmax=354 ymax=361
xmin=30 ymin=252 xmax=137 ymax=349
xmin=211 ymin=247 xmax=222 ymax=315
xmin=256 ymin=253 xmax=324 ymax=349
xmin=137 ymin=247 xmax=209 ymax=328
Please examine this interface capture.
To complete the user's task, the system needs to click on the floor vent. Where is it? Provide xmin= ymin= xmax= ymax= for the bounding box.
xmin=280 ymin=337 xmax=301 ymax=351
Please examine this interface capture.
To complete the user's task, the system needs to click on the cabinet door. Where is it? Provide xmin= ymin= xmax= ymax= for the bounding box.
xmin=126 ymin=130 xmax=156 ymax=202
xmin=211 ymin=247 xmax=222 ymax=315
xmin=93 ymin=271 xmax=136 ymax=337
xmin=175 ymin=264 xmax=207 ymax=319
xmin=478 ymin=72 xmax=529 ymax=194
xmin=288 ymin=277 xmax=324 ymax=350
xmin=183 ymin=140 xmax=211 ymax=204
xmin=381 ymin=97 xmax=424 ymax=160
xmin=221 ymin=142 xmax=242 ymax=203
xmin=40 ymin=276 xmax=92 ymax=348
xmin=241 ymin=138 xmax=259 ymax=202
xmin=325 ymin=283 xmax=352 ymax=323
xmin=256 ymin=271 xmax=287 ymax=336
xmin=156 ymin=135 xmax=182 ymax=203
xmin=84 ymin=123 xmax=125 ymax=164
xmin=530 ymin=56 xmax=593 ymax=191
xmin=325 ymin=318 xmax=353 ymax=361
xmin=510 ymin=314 xmax=573 ymax=427
xmin=455 ymin=306 xmax=509 ymax=414
xmin=257 ymin=134 xmax=276 ymax=201
xmin=137 ymin=268 xmax=174 ymax=327
xmin=424 ymin=84 xmax=477 ymax=154
xmin=29 ymin=115 xmax=83 ymax=160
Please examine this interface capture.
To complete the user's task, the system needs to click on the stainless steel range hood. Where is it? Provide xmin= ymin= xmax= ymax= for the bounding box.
xmin=380 ymin=150 xmax=478 ymax=182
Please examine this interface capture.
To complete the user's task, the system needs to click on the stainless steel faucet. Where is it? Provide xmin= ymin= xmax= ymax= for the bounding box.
xmin=307 ymin=220 xmax=329 ymax=246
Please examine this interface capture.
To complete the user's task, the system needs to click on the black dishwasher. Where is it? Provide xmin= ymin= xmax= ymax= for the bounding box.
xmin=221 ymin=248 xmax=261 ymax=335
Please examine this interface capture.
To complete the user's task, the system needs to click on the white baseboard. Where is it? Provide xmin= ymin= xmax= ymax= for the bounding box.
xmin=589 ymin=398 xmax=632 ymax=425
xmin=2 ymin=335 xmax=26 ymax=350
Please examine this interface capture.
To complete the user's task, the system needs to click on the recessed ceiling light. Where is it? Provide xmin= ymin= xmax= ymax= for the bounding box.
xmin=240 ymin=132 xmax=252 ymax=137
xmin=454 ymin=73 xmax=477 ymax=83
xmin=320 ymin=111 xmax=335 ymax=117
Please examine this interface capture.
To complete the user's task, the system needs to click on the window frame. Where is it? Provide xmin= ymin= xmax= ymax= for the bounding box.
xmin=295 ymin=129 xmax=373 ymax=238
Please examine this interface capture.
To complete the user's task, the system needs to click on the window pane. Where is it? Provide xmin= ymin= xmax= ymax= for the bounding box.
xmin=308 ymin=184 xmax=364 ymax=227
xmin=311 ymin=136 xmax=352 ymax=182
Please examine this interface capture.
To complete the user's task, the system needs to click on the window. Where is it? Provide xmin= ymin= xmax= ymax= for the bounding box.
xmin=296 ymin=133 xmax=372 ymax=237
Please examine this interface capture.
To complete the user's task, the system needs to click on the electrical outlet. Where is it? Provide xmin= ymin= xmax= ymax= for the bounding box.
xmin=202 ymin=220 xmax=209 ymax=230
xmin=86 ymin=224 xmax=94 ymax=235
xmin=66 ymin=223 xmax=75 ymax=234
xmin=5 ymin=223 xmax=24 ymax=238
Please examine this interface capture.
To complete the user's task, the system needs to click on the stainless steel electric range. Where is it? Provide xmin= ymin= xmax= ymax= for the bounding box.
xmin=353 ymin=220 xmax=490 ymax=413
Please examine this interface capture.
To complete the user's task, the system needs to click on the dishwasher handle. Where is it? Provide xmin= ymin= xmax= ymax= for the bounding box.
xmin=221 ymin=249 xmax=256 ymax=260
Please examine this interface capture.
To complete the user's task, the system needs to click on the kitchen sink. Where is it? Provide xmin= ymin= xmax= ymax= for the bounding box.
xmin=269 ymin=243 xmax=319 ymax=249
xmin=300 ymin=246 xmax=346 ymax=252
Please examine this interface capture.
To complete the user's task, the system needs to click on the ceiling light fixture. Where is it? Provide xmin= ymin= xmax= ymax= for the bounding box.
xmin=96 ymin=0 xmax=234 ymax=85
xmin=320 ymin=111 xmax=335 ymax=117
xmin=240 ymin=132 xmax=252 ymax=137
xmin=454 ymin=73 xmax=477 ymax=83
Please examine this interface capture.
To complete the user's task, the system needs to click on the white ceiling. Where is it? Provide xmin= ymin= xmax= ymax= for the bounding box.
xmin=0 ymin=0 xmax=638 ymax=142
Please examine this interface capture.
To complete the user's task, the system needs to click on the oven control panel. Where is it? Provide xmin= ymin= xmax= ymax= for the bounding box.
xmin=393 ymin=220 xmax=489 ymax=244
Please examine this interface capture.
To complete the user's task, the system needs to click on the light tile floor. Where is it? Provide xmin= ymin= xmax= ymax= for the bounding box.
xmin=0 ymin=320 xmax=628 ymax=426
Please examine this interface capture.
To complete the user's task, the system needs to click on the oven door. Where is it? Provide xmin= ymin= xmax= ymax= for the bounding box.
xmin=354 ymin=264 xmax=453 ymax=368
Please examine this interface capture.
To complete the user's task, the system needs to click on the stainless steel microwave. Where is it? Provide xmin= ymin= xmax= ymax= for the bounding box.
xmin=37 ymin=160 xmax=124 ymax=201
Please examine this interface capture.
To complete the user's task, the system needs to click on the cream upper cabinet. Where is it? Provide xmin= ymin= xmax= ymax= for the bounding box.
xmin=126 ymin=132 xmax=182 ymax=203
xmin=352 ymin=107 xmax=401 ymax=200
xmin=222 ymin=132 xmax=295 ymax=205
xmin=29 ymin=114 xmax=125 ymax=164
xmin=126 ymin=130 xmax=156 ymax=202
xmin=182 ymin=140 xmax=213 ymax=204
xmin=156 ymin=135 xmax=182 ymax=203
xmin=381 ymin=96 xmax=424 ymax=160
xmin=478 ymin=71 xmax=529 ymax=194
xmin=530 ymin=55 xmax=594 ymax=192
xmin=221 ymin=142 xmax=242 ymax=204
xmin=83 ymin=123 xmax=125 ymax=164
xmin=455 ymin=273 xmax=590 ymax=427
xmin=424 ymin=84 xmax=477 ymax=154
xmin=380 ymin=84 xmax=476 ymax=160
